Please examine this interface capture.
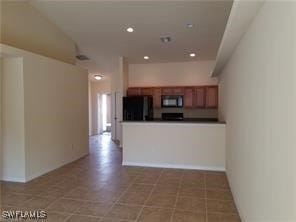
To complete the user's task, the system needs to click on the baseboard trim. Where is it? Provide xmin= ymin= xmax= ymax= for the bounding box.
xmin=122 ymin=161 xmax=225 ymax=172
xmin=1 ymin=176 xmax=26 ymax=183
xmin=226 ymin=171 xmax=245 ymax=222
xmin=25 ymin=153 xmax=89 ymax=182
xmin=1 ymin=153 xmax=89 ymax=183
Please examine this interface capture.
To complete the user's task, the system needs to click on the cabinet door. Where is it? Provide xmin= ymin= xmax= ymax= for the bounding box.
xmin=184 ymin=88 xmax=194 ymax=108
xmin=127 ymin=88 xmax=141 ymax=96
xmin=195 ymin=87 xmax=206 ymax=108
xmin=162 ymin=87 xmax=184 ymax=95
xmin=153 ymin=88 xmax=162 ymax=108
xmin=173 ymin=87 xmax=184 ymax=95
xmin=141 ymin=88 xmax=153 ymax=96
xmin=162 ymin=88 xmax=173 ymax=95
xmin=205 ymin=86 xmax=218 ymax=108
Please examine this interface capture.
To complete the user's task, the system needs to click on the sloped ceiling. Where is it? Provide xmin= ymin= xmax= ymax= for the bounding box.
xmin=30 ymin=1 xmax=233 ymax=77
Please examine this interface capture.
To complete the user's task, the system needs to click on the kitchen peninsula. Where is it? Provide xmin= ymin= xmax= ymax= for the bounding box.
xmin=122 ymin=120 xmax=225 ymax=171
xmin=121 ymin=85 xmax=225 ymax=171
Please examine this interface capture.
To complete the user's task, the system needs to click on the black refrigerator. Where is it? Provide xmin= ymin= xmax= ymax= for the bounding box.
xmin=123 ymin=96 xmax=153 ymax=121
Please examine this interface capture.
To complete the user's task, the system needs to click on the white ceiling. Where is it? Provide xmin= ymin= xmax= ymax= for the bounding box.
xmin=212 ymin=0 xmax=264 ymax=76
xmin=30 ymin=1 xmax=233 ymax=77
xmin=75 ymin=59 xmax=110 ymax=82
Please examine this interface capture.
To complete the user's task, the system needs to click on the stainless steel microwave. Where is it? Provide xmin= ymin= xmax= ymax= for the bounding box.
xmin=161 ymin=95 xmax=183 ymax=108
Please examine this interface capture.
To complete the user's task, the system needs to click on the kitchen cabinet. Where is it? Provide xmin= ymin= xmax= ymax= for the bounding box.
xmin=194 ymin=87 xmax=206 ymax=108
xmin=153 ymin=88 xmax=162 ymax=108
xmin=205 ymin=86 xmax=218 ymax=108
xmin=127 ymin=88 xmax=141 ymax=96
xmin=162 ymin=87 xmax=184 ymax=95
xmin=141 ymin=88 xmax=153 ymax=96
xmin=184 ymin=87 xmax=194 ymax=108
xmin=126 ymin=85 xmax=218 ymax=109
xmin=161 ymin=88 xmax=173 ymax=95
xmin=173 ymin=87 xmax=184 ymax=95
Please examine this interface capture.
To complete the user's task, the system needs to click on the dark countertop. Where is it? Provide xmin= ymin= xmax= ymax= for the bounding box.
xmin=122 ymin=118 xmax=226 ymax=124
xmin=153 ymin=118 xmax=219 ymax=122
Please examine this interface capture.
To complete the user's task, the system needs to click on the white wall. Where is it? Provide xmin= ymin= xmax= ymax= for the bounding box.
xmin=219 ymin=2 xmax=296 ymax=221
xmin=1 ymin=57 xmax=26 ymax=181
xmin=122 ymin=122 xmax=225 ymax=171
xmin=90 ymin=80 xmax=111 ymax=135
xmin=129 ymin=61 xmax=218 ymax=87
xmin=1 ymin=44 xmax=89 ymax=182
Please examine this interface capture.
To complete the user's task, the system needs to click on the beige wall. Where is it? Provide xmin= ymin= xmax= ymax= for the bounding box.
xmin=123 ymin=58 xmax=129 ymax=96
xmin=1 ymin=44 xmax=89 ymax=182
xmin=23 ymin=51 xmax=89 ymax=181
xmin=122 ymin=122 xmax=225 ymax=171
xmin=128 ymin=61 xmax=218 ymax=87
xmin=88 ymin=81 xmax=92 ymax=135
xmin=106 ymin=94 xmax=111 ymax=124
xmin=90 ymin=80 xmax=111 ymax=135
xmin=1 ymin=1 xmax=76 ymax=64
xmin=111 ymin=57 xmax=129 ymax=145
xmin=91 ymin=80 xmax=111 ymax=95
xmin=0 ymin=59 xmax=2 ymax=181
xmin=219 ymin=2 xmax=296 ymax=221
xmin=1 ymin=57 xmax=26 ymax=181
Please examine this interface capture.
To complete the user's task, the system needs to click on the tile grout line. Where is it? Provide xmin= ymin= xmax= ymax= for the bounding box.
xmin=169 ymin=170 xmax=184 ymax=222
xmin=45 ymin=175 xmax=110 ymax=222
xmin=62 ymin=212 xmax=74 ymax=222
xmin=43 ymin=184 xmax=82 ymax=222
xmin=2 ymin=180 xmax=236 ymax=221
xmin=3 ymin=133 xmax=238 ymax=221
xmin=134 ymin=169 xmax=164 ymax=222
xmin=99 ymin=176 xmax=143 ymax=221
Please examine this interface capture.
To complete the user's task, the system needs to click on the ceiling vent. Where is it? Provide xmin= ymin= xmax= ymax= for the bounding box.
xmin=76 ymin=55 xmax=90 ymax=60
xmin=160 ymin=36 xmax=172 ymax=43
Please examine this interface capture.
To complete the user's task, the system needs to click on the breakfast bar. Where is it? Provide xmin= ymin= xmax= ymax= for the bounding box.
xmin=122 ymin=121 xmax=226 ymax=171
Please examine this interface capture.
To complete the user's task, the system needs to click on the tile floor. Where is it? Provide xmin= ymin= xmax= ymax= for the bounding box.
xmin=0 ymin=133 xmax=240 ymax=222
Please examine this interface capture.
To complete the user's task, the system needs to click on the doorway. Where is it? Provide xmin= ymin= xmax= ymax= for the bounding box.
xmin=98 ymin=93 xmax=111 ymax=134
xmin=88 ymin=78 xmax=111 ymax=137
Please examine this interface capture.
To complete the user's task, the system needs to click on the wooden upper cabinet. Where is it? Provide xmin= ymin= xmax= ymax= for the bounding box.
xmin=153 ymin=88 xmax=162 ymax=108
xmin=194 ymin=87 xmax=206 ymax=108
xmin=184 ymin=87 xmax=194 ymax=108
xmin=205 ymin=86 xmax=218 ymax=108
xmin=162 ymin=87 xmax=184 ymax=95
xmin=126 ymin=85 xmax=218 ymax=109
xmin=127 ymin=88 xmax=141 ymax=96
xmin=141 ymin=88 xmax=153 ymax=96
xmin=173 ymin=87 xmax=184 ymax=95
xmin=161 ymin=88 xmax=173 ymax=95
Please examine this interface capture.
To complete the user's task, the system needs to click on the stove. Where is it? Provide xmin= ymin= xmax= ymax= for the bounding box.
xmin=161 ymin=113 xmax=184 ymax=121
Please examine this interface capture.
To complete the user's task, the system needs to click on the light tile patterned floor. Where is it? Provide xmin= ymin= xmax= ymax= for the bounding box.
xmin=0 ymin=133 xmax=240 ymax=222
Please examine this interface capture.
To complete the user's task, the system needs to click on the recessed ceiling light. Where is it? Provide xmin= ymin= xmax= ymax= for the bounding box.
xmin=144 ymin=56 xmax=149 ymax=60
xmin=94 ymin=75 xmax=103 ymax=80
xmin=187 ymin=23 xmax=194 ymax=28
xmin=160 ymin=36 xmax=172 ymax=43
xmin=126 ymin=27 xmax=134 ymax=33
xmin=190 ymin=53 xmax=196 ymax=57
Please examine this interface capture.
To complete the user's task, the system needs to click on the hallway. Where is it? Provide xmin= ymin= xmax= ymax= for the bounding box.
xmin=1 ymin=134 xmax=240 ymax=222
